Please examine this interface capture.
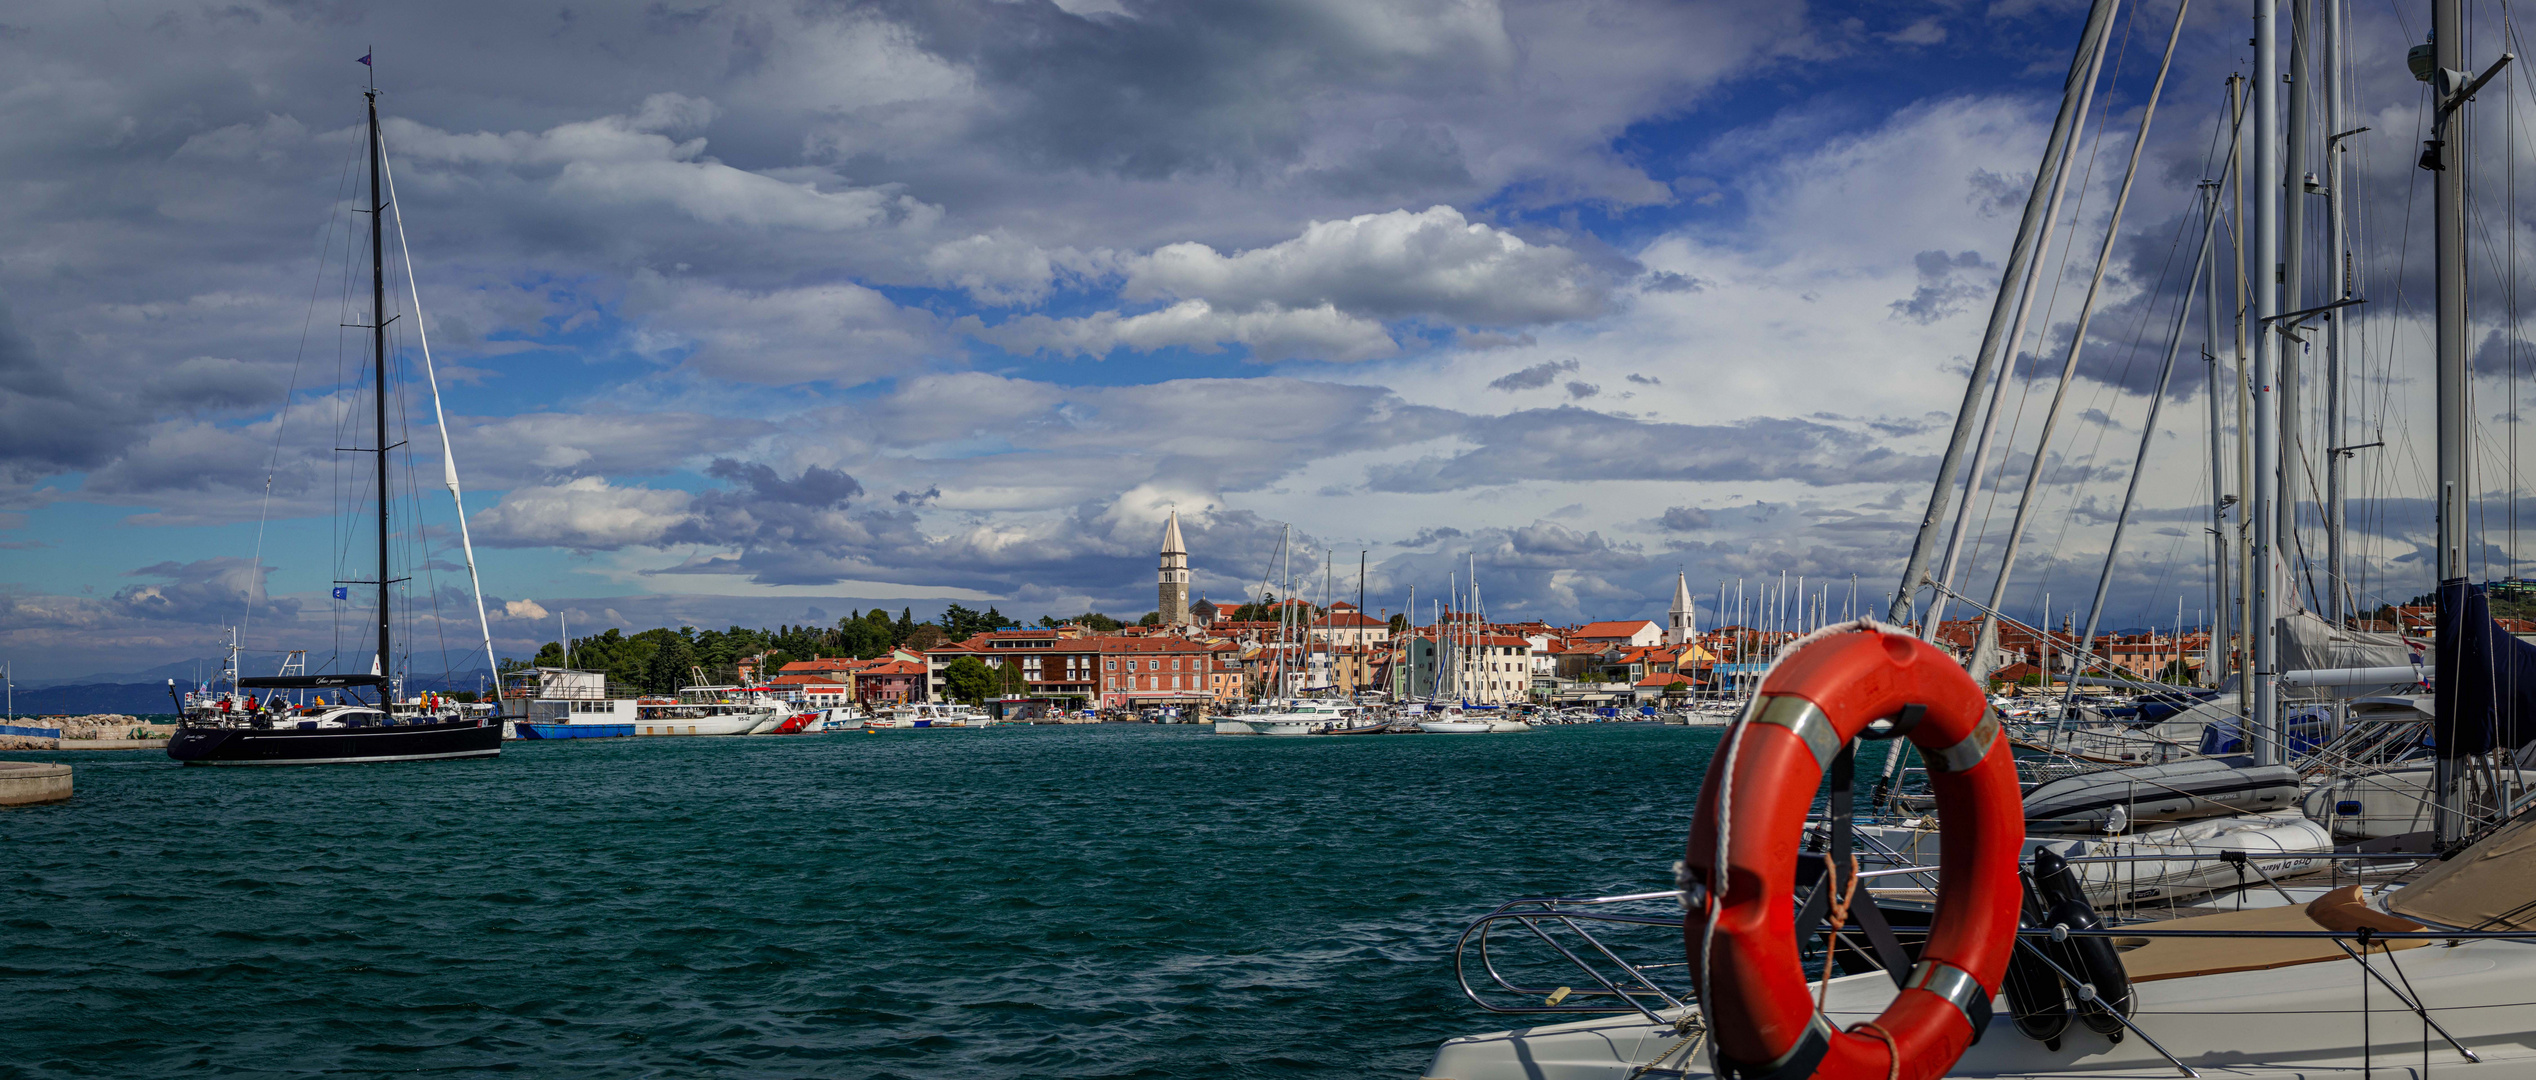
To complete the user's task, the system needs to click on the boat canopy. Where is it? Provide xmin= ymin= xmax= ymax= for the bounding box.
xmin=2386 ymin=811 xmax=2536 ymax=931
xmin=238 ymin=674 xmax=388 ymax=689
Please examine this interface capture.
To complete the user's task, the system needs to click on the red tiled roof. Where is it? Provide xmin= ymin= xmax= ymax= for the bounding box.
xmin=1312 ymin=611 xmax=1386 ymax=628
xmin=1574 ymin=620 xmax=1659 ymax=639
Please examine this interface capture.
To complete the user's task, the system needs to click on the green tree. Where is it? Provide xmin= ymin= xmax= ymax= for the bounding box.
xmin=903 ymin=624 xmax=949 ymax=652
xmin=639 ymin=631 xmax=697 ymax=694
xmin=837 ymin=612 xmax=892 ymax=659
xmin=943 ymin=656 xmax=993 ymax=703
xmin=998 ymin=661 xmax=1026 ymax=697
xmin=893 ymin=608 xmax=915 ymax=645
xmin=1138 ymin=611 xmax=1161 ymax=627
xmin=1387 ymin=613 xmax=1410 ymax=635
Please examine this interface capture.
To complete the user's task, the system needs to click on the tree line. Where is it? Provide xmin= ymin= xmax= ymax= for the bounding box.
xmin=508 ymin=606 xmax=1029 ymax=694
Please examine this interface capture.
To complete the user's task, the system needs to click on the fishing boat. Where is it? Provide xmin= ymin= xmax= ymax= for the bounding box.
xmin=170 ymin=79 xmax=499 ymax=767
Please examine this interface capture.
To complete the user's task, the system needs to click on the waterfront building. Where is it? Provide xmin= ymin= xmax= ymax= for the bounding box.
xmin=1570 ymin=619 xmax=1662 ymax=649
xmin=925 ymin=627 xmax=1238 ymax=711
xmin=1308 ymin=602 xmax=1390 ymax=647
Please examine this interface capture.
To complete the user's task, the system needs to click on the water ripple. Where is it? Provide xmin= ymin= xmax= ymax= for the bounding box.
xmin=0 ymin=724 xmax=1718 ymax=1078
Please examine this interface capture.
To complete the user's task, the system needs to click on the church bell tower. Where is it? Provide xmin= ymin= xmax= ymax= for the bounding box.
xmin=1666 ymin=570 xmax=1696 ymax=646
xmin=1157 ymin=511 xmax=1191 ymax=626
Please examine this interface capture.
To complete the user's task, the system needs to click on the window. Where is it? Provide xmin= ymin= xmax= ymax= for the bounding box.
xmin=1107 ymin=659 xmax=1116 ymax=671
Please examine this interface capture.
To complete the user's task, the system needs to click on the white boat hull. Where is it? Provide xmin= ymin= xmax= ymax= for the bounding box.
xmin=1854 ymin=809 xmax=2331 ymax=905
xmin=1211 ymin=720 xmax=1257 ymax=735
xmin=1428 ymin=934 xmax=2536 ymax=1079
xmin=634 ymin=713 xmax=767 ymax=737
xmin=1418 ymin=720 xmax=1492 ymax=734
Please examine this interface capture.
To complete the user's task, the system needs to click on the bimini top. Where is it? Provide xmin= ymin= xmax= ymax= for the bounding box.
xmin=2386 ymin=813 xmax=2536 ymax=931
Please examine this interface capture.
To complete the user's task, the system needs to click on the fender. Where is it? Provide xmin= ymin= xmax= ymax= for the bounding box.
xmin=2031 ymin=850 xmax=2132 ymax=1038
xmin=1685 ymin=624 xmax=2025 ymax=1080
xmin=2002 ymin=873 xmax=2074 ymax=1049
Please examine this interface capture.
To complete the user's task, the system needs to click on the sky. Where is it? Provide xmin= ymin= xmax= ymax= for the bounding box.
xmin=2 ymin=0 xmax=2529 ymax=681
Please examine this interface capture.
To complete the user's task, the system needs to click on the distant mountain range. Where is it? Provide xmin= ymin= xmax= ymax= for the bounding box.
xmin=20 ymin=657 xmax=232 ymax=688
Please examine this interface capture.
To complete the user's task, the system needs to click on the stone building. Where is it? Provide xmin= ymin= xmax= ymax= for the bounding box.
xmin=1157 ymin=510 xmax=1191 ymax=627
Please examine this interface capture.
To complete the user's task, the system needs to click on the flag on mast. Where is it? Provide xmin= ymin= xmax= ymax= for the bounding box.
xmin=357 ymin=52 xmax=372 ymax=66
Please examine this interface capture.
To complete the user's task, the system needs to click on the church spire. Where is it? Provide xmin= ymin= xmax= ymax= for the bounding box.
xmin=1157 ymin=510 xmax=1190 ymax=626
xmin=1667 ymin=569 xmax=1696 ymax=645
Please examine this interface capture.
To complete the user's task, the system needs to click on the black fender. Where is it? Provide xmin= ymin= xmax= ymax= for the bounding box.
xmin=2002 ymin=872 xmax=2072 ymax=1048
xmin=2041 ymin=896 xmax=2133 ymax=1038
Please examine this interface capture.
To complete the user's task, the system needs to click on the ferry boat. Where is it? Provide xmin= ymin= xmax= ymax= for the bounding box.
xmin=632 ymin=685 xmax=783 ymax=736
xmin=501 ymin=667 xmax=637 ymax=739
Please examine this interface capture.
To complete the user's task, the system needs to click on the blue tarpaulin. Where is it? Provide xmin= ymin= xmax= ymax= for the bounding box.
xmin=2433 ymin=581 xmax=2536 ymax=757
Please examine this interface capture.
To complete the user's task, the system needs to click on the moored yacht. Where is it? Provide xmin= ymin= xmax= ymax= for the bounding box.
xmin=168 ymin=80 xmax=502 ymax=768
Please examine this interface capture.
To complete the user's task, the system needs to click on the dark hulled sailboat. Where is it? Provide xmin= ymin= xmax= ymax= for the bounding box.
xmin=169 ymin=82 xmax=499 ymax=766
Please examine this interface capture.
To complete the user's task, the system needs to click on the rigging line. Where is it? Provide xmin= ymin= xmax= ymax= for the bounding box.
xmin=379 ymin=127 xmax=500 ymax=680
xmin=2035 ymin=179 xmax=2205 ymax=613
xmin=1952 ymin=0 xmax=2139 ymax=623
xmin=245 ymin=133 xmax=363 ymax=644
xmin=1973 ymin=0 xmax=2188 ymax=671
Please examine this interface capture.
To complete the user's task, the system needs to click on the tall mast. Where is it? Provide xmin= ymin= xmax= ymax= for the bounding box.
xmin=2233 ymin=72 xmax=2255 ymax=716
xmin=2282 ymin=0 xmax=2311 ymax=622
xmin=1890 ymin=0 xmax=2123 ymax=630
xmin=2323 ymin=0 xmax=2354 ymax=627
xmin=2205 ymin=172 xmax=2232 ymax=688
xmin=2250 ymin=0 xmax=2282 ymax=767
xmin=367 ymin=84 xmax=392 ymax=691
xmin=2429 ymin=0 xmax=2470 ymax=841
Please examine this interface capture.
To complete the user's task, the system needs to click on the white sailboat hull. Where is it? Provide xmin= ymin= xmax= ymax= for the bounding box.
xmin=1428 ymin=935 xmax=2536 ymax=1079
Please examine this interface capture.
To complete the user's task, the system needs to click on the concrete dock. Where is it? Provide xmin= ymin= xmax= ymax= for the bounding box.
xmin=0 ymin=761 xmax=72 ymax=806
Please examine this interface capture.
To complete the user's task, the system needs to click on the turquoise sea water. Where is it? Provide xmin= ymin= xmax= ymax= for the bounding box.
xmin=0 ymin=725 xmax=1725 ymax=1079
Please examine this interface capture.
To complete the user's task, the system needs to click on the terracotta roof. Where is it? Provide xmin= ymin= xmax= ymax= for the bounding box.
xmin=1312 ymin=611 xmax=1387 ymax=628
xmin=1574 ymin=620 xmax=1659 ymax=639
xmin=1635 ymin=673 xmax=1695 ymax=688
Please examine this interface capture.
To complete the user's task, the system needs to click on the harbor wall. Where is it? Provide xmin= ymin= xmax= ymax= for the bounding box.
xmin=0 ymin=761 xmax=72 ymax=806
xmin=1 ymin=716 xmax=173 ymax=750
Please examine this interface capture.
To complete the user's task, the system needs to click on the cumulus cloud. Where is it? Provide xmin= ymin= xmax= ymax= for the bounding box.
xmin=473 ymin=477 xmax=693 ymax=551
xmin=1657 ymin=506 xmax=1713 ymax=531
xmin=630 ymin=275 xmax=940 ymax=385
xmin=974 ymin=300 xmax=1397 ymax=363
xmin=1366 ymin=409 xmax=1931 ymax=493
xmin=389 ymin=93 xmax=924 ymax=233
xmin=1124 ymin=206 xmax=1608 ymax=325
xmin=1488 ymin=357 xmax=1580 ymax=391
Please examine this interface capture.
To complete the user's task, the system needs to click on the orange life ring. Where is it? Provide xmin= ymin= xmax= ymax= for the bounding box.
xmin=1684 ymin=625 xmax=2024 ymax=1080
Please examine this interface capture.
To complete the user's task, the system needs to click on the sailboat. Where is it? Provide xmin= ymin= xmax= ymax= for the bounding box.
xmin=168 ymin=77 xmax=500 ymax=766
xmin=1422 ymin=0 xmax=2536 ymax=1073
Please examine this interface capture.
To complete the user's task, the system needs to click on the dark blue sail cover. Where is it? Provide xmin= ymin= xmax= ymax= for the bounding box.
xmin=2432 ymin=581 xmax=2536 ymax=757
